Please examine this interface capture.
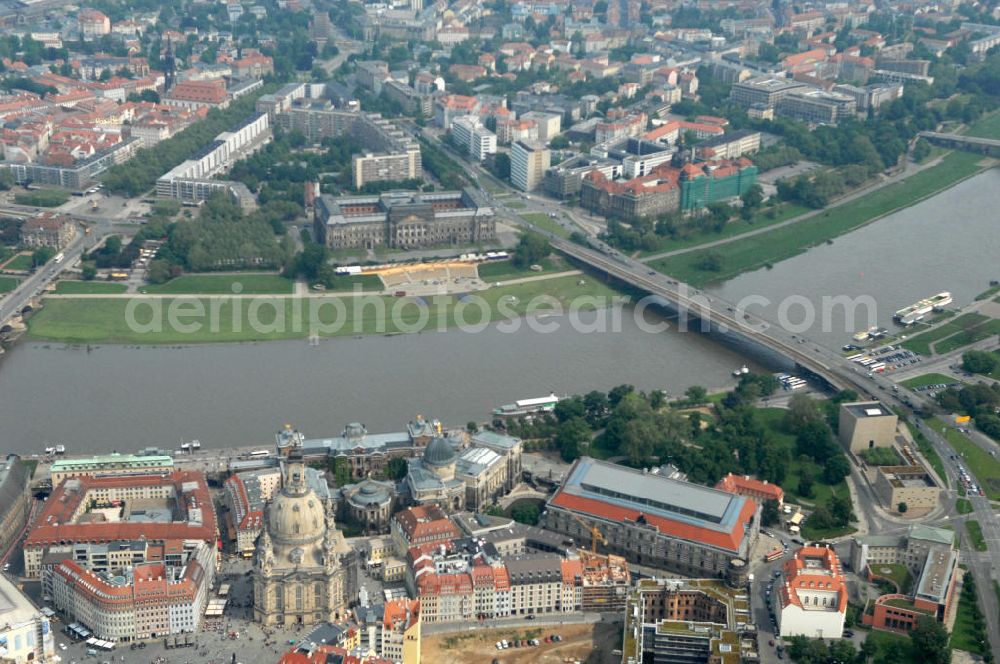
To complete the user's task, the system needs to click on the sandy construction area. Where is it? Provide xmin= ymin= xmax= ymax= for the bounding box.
xmin=423 ymin=620 xmax=622 ymax=664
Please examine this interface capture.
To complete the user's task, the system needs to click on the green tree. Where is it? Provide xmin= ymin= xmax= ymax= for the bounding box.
xmin=81 ymin=264 xmax=97 ymax=281
xmin=491 ymin=152 xmax=511 ymax=179
xmin=828 ymin=492 xmax=854 ymax=526
xmin=583 ymin=391 xmax=610 ymax=425
xmin=685 ymin=385 xmax=708 ymax=404
xmin=784 ymin=394 xmax=823 ymax=431
xmin=795 ymin=420 xmax=833 ymax=459
xmin=549 ymin=134 xmax=570 ymax=149
xmin=466 ymin=421 xmax=479 ymax=433
xmin=827 ymin=639 xmax=857 ymax=664
xmin=330 ymin=457 xmax=352 ymax=487
xmin=510 ymin=502 xmax=540 ymax=525
xmin=696 ymin=252 xmax=723 ymax=272
xmin=31 ymin=246 xmax=55 ymax=267
xmin=740 ymin=184 xmax=764 ymax=212
xmin=554 ymin=396 xmax=586 ymax=422
xmin=556 ymin=417 xmax=590 ymax=462
xmin=384 ymin=457 xmax=408 ymax=481
xmin=146 ymin=259 xmax=171 ymax=284
xmin=762 ymin=499 xmax=781 ymax=526
xmin=910 ymin=616 xmax=951 ymax=664
xmin=897 ymin=502 xmax=908 ymax=513
xmin=963 ymin=350 xmax=998 ymax=375
xmin=822 ymin=454 xmax=851 ymax=484
xmin=512 ymin=230 xmax=551 ymax=267
xmin=798 ymin=466 xmax=815 ymax=498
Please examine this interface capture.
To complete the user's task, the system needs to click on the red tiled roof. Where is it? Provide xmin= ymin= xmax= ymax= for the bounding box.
xmin=393 ymin=505 xmax=461 ymax=543
xmin=715 ymin=473 xmax=784 ymax=502
xmin=780 ymin=545 xmax=848 ymax=612
xmin=27 ymin=471 xmax=217 ymax=549
xmin=549 ymin=490 xmax=755 ymax=552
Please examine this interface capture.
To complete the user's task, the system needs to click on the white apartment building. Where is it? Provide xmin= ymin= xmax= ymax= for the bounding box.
xmin=510 ymin=140 xmax=551 ymax=191
xmin=450 ymin=115 xmax=497 ymax=161
xmin=776 ymin=545 xmax=848 ymax=639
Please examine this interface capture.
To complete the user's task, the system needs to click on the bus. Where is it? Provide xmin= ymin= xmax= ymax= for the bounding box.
xmin=249 ymin=450 xmax=271 ymax=459
xmin=764 ymin=547 xmax=784 ymax=563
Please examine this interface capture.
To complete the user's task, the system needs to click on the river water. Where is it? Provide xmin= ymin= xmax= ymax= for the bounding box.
xmin=2 ymin=169 xmax=997 ymax=455
xmin=708 ymin=169 xmax=1000 ymax=349
xmin=0 ymin=308 xmax=753 ymax=455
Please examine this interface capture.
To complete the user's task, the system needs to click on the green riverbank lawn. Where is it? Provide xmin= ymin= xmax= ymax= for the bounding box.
xmin=141 ymin=274 xmax=295 ymax=294
xmin=902 ymin=315 xmax=985 ymax=355
xmin=477 ymin=257 xmax=563 ymax=281
xmin=965 ymin=110 xmax=1000 ymax=139
xmin=27 ymin=275 xmax=622 ymax=344
xmin=902 ymin=313 xmax=993 ymax=356
xmin=635 ymin=203 xmax=811 ymax=258
xmin=650 ymin=151 xmax=984 ymax=287
xmin=54 ymin=281 xmax=129 ymax=294
xmin=899 ymin=373 xmax=961 ymax=389
xmin=2 ymin=254 xmax=33 ymax=271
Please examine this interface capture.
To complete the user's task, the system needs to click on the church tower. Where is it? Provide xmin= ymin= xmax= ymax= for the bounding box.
xmin=164 ymin=37 xmax=176 ymax=91
xmin=253 ymin=424 xmax=352 ymax=626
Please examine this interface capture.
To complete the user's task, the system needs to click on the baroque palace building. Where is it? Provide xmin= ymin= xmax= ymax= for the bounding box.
xmin=253 ymin=444 xmax=354 ymax=627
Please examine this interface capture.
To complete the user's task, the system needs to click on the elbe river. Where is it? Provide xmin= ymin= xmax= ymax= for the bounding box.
xmin=1 ymin=170 xmax=998 ymax=455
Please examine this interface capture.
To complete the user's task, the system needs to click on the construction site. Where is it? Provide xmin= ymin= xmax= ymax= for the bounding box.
xmin=422 ymin=620 xmax=623 ymax=664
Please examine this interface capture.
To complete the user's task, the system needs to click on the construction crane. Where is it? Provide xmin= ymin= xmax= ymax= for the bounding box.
xmin=570 ymin=512 xmax=607 ymax=554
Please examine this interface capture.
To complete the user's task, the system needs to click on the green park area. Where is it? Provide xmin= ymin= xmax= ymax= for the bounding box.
xmin=521 ymin=212 xmax=572 ymax=238
xmin=756 ymin=408 xmax=850 ymax=505
xmin=141 ymin=273 xmax=295 ymax=295
xmin=0 ymin=276 xmax=18 ymax=293
xmin=929 ymin=417 xmax=1000 ymax=500
xmin=965 ymin=521 xmax=988 ymax=551
xmin=636 ymin=202 xmax=810 ymax=258
xmin=956 ymin=498 xmax=973 ymax=514
xmin=54 ymin=281 xmax=128 ymax=294
xmin=27 ymin=274 xmax=619 ymax=344
xmin=964 ymin=109 xmax=1000 ymax=139
xmin=650 ymin=151 xmax=984 ymax=286
xmin=899 ymin=373 xmax=960 ymax=389
xmin=477 ymin=257 xmax=564 ymax=281
xmin=870 ymin=563 xmax=912 ymax=594
xmin=2 ymin=254 xmax=33 ymax=271
xmin=331 ymin=274 xmax=384 ymax=292
xmin=13 ymin=188 xmax=70 ymax=207
xmin=901 ymin=313 xmax=995 ymax=356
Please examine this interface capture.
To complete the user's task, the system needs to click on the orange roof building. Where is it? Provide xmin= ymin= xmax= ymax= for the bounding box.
xmin=716 ymin=473 xmax=784 ymax=506
xmin=382 ymin=598 xmax=421 ymax=664
xmin=163 ymin=79 xmax=229 ymax=109
xmin=47 ymin=540 xmax=216 ymax=642
xmin=543 ymin=457 xmax=758 ymax=577
xmin=391 ymin=505 xmax=461 ymax=556
xmin=25 ymin=471 xmax=217 ymax=578
xmin=776 ymin=545 xmax=848 ymax=638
